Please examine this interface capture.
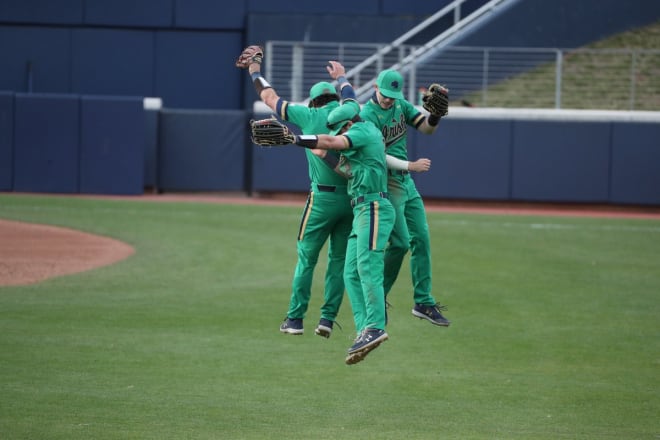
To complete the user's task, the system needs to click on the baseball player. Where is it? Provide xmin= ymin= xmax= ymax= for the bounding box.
xmin=360 ymin=69 xmax=451 ymax=327
xmin=291 ymin=102 xmax=395 ymax=365
xmin=237 ymin=46 xmax=353 ymax=338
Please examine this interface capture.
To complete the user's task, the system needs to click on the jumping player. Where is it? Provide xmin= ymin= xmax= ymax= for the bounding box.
xmin=238 ymin=49 xmax=353 ymax=338
xmin=293 ymin=102 xmax=395 ymax=364
xmin=360 ymin=69 xmax=451 ymax=327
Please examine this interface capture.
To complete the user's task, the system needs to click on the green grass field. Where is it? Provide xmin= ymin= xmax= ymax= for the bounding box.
xmin=1 ymin=194 xmax=658 ymax=439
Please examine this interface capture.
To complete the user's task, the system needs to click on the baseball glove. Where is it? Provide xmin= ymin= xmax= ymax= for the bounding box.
xmin=422 ymin=83 xmax=449 ymax=117
xmin=235 ymin=45 xmax=264 ymax=69
xmin=250 ymin=117 xmax=296 ymax=146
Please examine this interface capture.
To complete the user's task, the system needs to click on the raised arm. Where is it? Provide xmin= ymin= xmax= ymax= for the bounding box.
xmin=326 ymin=61 xmax=358 ymax=104
xmin=235 ymin=45 xmax=280 ymax=111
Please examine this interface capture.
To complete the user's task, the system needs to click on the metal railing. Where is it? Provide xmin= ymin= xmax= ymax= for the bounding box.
xmin=262 ymin=42 xmax=660 ymax=111
xmin=348 ymin=0 xmax=519 ymax=101
xmin=263 ymin=0 xmax=518 ymax=103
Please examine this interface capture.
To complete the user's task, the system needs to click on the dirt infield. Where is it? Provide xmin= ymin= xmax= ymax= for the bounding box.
xmin=0 ymin=219 xmax=134 ymax=287
xmin=1 ymin=192 xmax=659 ymax=287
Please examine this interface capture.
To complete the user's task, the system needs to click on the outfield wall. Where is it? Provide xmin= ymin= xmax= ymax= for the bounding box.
xmin=251 ymin=106 xmax=660 ymax=206
xmin=0 ymin=92 xmax=144 ymax=195
xmin=1 ymin=94 xmax=659 ymax=205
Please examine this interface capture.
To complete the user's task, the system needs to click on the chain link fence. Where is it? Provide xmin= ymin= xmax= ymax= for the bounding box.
xmin=263 ymin=41 xmax=660 ymax=110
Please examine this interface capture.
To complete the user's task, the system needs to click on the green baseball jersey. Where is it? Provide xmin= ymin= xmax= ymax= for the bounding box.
xmin=277 ymin=100 xmax=346 ymax=186
xmin=360 ymin=95 xmax=425 ymax=161
xmin=338 ymin=121 xmax=388 ymax=199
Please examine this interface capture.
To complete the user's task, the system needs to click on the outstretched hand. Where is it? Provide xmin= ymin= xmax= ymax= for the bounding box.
xmin=326 ymin=61 xmax=346 ymax=80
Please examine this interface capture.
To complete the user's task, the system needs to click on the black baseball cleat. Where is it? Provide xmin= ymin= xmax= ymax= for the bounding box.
xmin=279 ymin=317 xmax=303 ymax=335
xmin=314 ymin=318 xmax=334 ymax=338
xmin=345 ymin=328 xmax=388 ymax=365
xmin=412 ymin=303 xmax=450 ymax=327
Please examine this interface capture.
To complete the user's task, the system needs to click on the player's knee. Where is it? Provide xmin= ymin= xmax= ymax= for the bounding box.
xmin=388 ymin=233 xmax=409 ymax=249
xmin=409 ymin=235 xmax=430 ymax=251
xmin=387 ymin=240 xmax=409 ymax=255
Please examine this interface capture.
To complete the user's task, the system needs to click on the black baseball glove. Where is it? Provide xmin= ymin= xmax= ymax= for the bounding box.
xmin=422 ymin=83 xmax=449 ymax=117
xmin=250 ymin=117 xmax=296 ymax=146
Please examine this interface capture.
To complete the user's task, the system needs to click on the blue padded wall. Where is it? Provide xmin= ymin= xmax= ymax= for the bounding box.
xmin=511 ymin=120 xmax=611 ymax=202
xmin=79 ymin=96 xmax=145 ymax=195
xmin=174 ymin=0 xmax=245 ymax=30
xmin=414 ymin=119 xmax=512 ymax=200
xmin=0 ymin=26 xmax=72 ymax=93
xmin=72 ymin=29 xmax=154 ymax=96
xmin=0 ymin=0 xmax=83 ymax=24
xmin=251 ymin=147 xmax=311 ymax=193
xmin=610 ymin=122 xmax=660 ymax=205
xmin=247 ymin=0 xmax=379 ymax=15
xmin=158 ymin=109 xmax=246 ymax=191
xmin=13 ymin=93 xmax=80 ymax=193
xmin=84 ymin=0 xmax=174 ymax=27
xmin=0 ymin=92 xmax=14 ymax=190
xmin=382 ymin=0 xmax=453 ymax=15
xmin=250 ymin=112 xmax=309 ymax=192
xmin=154 ymin=31 xmax=243 ymax=110
xmin=247 ymin=13 xmax=418 ymax=45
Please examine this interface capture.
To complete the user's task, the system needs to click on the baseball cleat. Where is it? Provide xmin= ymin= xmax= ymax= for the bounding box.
xmin=314 ymin=318 xmax=334 ymax=338
xmin=345 ymin=343 xmax=382 ymax=365
xmin=412 ymin=303 xmax=450 ymax=327
xmin=347 ymin=328 xmax=388 ymax=354
xmin=279 ymin=317 xmax=303 ymax=335
xmin=345 ymin=329 xmax=388 ymax=365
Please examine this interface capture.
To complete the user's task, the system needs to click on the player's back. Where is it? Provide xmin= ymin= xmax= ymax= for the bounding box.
xmin=341 ymin=121 xmax=388 ymax=198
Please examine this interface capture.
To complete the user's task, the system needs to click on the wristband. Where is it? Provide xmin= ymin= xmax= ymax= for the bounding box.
xmin=340 ymin=86 xmax=356 ymax=101
xmin=337 ymin=76 xmax=357 ymax=101
xmin=295 ymin=135 xmax=319 ymax=149
xmin=321 ymin=152 xmax=340 ymax=169
xmin=250 ymin=73 xmax=272 ymax=95
xmin=427 ymin=114 xmax=441 ymax=127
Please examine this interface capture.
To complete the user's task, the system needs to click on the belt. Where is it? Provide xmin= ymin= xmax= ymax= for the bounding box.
xmin=388 ymin=170 xmax=409 ymax=176
xmin=315 ymin=184 xmax=336 ymax=192
xmin=351 ymin=192 xmax=389 ymax=208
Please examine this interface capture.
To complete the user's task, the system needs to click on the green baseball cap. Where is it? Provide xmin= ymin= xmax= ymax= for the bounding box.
xmin=327 ymin=103 xmax=359 ymax=136
xmin=309 ymin=81 xmax=338 ymax=100
xmin=376 ymin=69 xmax=404 ymax=99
